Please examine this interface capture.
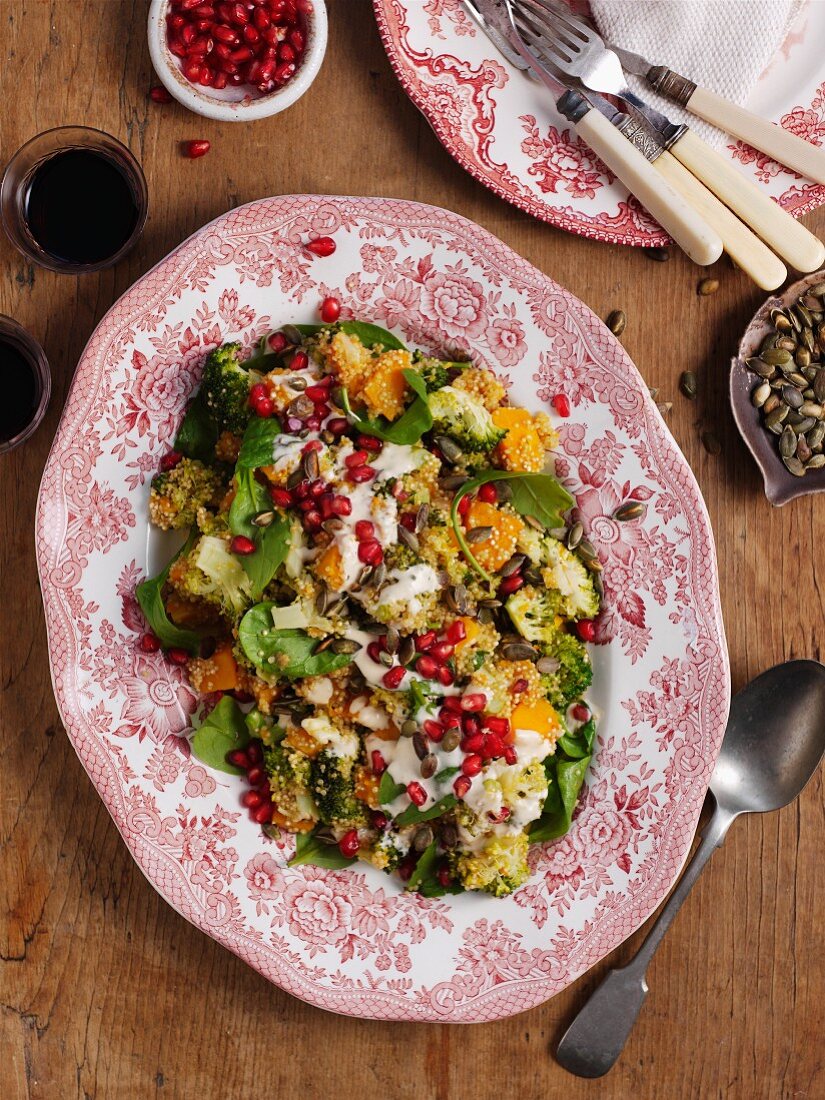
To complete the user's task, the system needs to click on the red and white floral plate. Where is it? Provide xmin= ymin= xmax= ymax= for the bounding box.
xmin=36 ymin=195 xmax=729 ymax=1021
xmin=373 ymin=0 xmax=825 ymax=246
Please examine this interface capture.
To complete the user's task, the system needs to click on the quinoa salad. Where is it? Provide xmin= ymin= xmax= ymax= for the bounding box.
xmin=137 ymin=316 xmax=601 ymax=897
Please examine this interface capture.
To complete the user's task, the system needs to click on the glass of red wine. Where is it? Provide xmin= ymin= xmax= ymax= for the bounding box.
xmin=1 ymin=126 xmax=148 ymax=274
xmin=0 ymin=316 xmax=50 ymax=453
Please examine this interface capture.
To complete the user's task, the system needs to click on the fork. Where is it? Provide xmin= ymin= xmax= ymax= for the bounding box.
xmin=513 ymin=0 xmax=825 ymax=274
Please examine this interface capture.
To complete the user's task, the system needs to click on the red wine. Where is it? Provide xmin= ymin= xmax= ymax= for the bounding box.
xmin=0 ymin=338 xmax=40 ymax=443
xmin=24 ymin=149 xmax=140 ymax=265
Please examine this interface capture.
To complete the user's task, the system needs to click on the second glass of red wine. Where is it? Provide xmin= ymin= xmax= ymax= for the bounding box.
xmin=1 ymin=126 xmax=148 ymax=274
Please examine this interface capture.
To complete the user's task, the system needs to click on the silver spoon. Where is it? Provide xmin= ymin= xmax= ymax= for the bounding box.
xmin=556 ymin=659 xmax=825 ymax=1078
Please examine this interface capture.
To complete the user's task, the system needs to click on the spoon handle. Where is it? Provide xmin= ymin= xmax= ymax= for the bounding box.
xmin=555 ymin=803 xmax=735 ymax=1078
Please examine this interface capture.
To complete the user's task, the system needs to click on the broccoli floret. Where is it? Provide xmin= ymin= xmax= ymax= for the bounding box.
xmin=449 ymin=833 xmax=530 ymax=897
xmin=427 ymin=386 xmax=506 ymax=453
xmin=542 ymin=538 xmax=600 ymax=619
xmin=413 ymin=355 xmax=450 ymax=393
xmin=541 ymin=632 xmax=593 ymax=710
xmin=384 ymin=541 xmax=420 ymax=572
xmin=264 ymin=739 xmax=319 ymax=828
xmin=362 ymin=829 xmax=408 ymax=872
xmin=201 ymin=342 xmax=252 ymax=436
xmin=498 ymin=761 xmax=549 ymax=815
xmin=506 ymin=585 xmax=565 ymax=645
xmin=195 ymin=505 xmax=230 ymax=538
xmin=310 ymin=749 xmax=368 ymax=828
xmin=167 ymin=534 xmax=252 ymax=620
xmin=149 ymin=458 xmax=224 ymax=531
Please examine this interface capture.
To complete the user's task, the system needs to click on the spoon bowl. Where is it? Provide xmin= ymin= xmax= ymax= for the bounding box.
xmin=710 ymin=659 xmax=825 ymax=816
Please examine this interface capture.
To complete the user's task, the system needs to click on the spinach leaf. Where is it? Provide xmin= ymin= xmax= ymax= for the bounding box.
xmin=556 ymin=719 xmax=596 ymax=760
xmin=295 ymin=320 xmax=407 ymax=351
xmin=394 ymin=793 xmax=457 ymax=827
xmin=191 ymin=697 xmax=250 ymax=774
xmin=406 ymin=840 xmax=439 ymax=892
xmin=236 ymin=417 xmax=281 ymax=470
xmin=136 ymin=529 xmax=201 ymax=653
xmin=378 ymin=771 xmax=406 ymax=805
xmin=174 ymin=391 xmax=218 ymax=462
xmin=529 ymin=754 xmax=591 ymax=843
xmin=288 ymin=831 xmax=357 ymax=869
xmin=418 ymin=876 xmax=464 ymax=898
xmin=229 ymin=468 xmax=291 ymax=599
xmin=408 ymin=678 xmax=438 ymax=715
xmin=434 ymin=765 xmax=460 ymax=783
xmin=449 ymin=470 xmax=574 ymax=581
xmin=341 ymin=369 xmax=432 ymax=445
xmin=238 ymin=604 xmax=354 ymax=679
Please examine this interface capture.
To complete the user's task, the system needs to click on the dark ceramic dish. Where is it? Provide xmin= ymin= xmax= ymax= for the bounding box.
xmin=730 ymin=270 xmax=825 ymax=506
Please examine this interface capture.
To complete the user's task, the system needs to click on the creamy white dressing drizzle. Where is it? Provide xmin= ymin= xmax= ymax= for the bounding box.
xmin=366 ymin=731 xmax=463 ymax=813
xmin=378 ymin=563 xmax=440 ymax=615
xmin=459 ymin=728 xmax=551 ymax=845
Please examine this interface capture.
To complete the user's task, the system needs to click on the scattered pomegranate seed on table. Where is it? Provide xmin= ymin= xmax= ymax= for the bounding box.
xmin=149 ymin=84 xmax=173 ymax=103
xmin=320 ymin=296 xmax=341 ymax=323
xmin=306 ymin=236 xmax=336 ymax=257
xmin=184 ymin=139 xmax=211 ymax=158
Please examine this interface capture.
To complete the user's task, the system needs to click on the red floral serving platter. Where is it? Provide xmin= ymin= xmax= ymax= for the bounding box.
xmin=36 ymin=195 xmax=729 ymax=1021
xmin=373 ymin=0 xmax=825 ymax=247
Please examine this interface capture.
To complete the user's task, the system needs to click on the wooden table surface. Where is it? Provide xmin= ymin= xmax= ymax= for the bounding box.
xmin=2 ymin=2 xmax=824 ymax=1097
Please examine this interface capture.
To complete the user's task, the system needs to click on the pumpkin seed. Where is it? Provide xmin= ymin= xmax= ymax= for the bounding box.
xmin=548 ymin=527 xmax=567 ymax=540
xmin=782 ymin=385 xmax=804 ymax=409
xmin=788 ymin=415 xmax=816 ymax=434
xmin=415 ymin=504 xmax=430 ymax=533
xmin=679 ymin=371 xmax=698 ymax=399
xmin=797 ymin=436 xmax=813 ymax=463
xmin=414 ymin=823 xmax=435 ymax=850
xmin=806 ymin=454 xmax=825 ymax=469
xmin=322 ymin=517 xmax=345 ymax=534
xmin=796 ymin=347 xmax=812 ymax=369
xmin=287 ymin=375 xmax=307 ymax=392
xmin=331 ymin=638 xmax=360 ymax=655
xmin=378 ymin=651 xmax=394 ymax=668
xmin=817 ymin=323 xmax=825 ymax=353
xmin=252 ymin=510 xmax=275 ymax=527
xmin=447 ymin=584 xmax=470 ymax=614
xmin=697 ymin=278 xmax=719 ymax=296
xmin=647 ymin=247 xmax=670 ymax=262
xmin=434 ymin=434 xmax=464 ymax=463
xmin=657 ymin=401 xmax=673 ymax=416
xmin=804 ymin=388 xmax=816 ymax=401
xmin=303 ymin=449 xmax=320 ymax=480
xmin=800 ymin=402 xmax=823 ymax=418
xmin=326 ymin=598 xmax=347 ymax=618
xmin=371 ymin=563 xmax=387 ymax=588
xmin=501 ymin=553 xmax=526 ymax=577
xmin=420 ymin=755 xmax=438 ymax=781
xmin=802 ymin=327 xmax=816 ymax=354
xmin=701 ymin=431 xmax=721 ymax=456
xmin=789 ymin=372 xmax=809 ymax=389
xmin=807 ymin=422 xmax=825 ymax=449
xmin=537 ymin=656 xmax=560 ymax=675
xmin=797 ymin=303 xmax=814 ymax=329
xmin=752 ymin=382 xmax=771 ymax=408
xmin=286 ymin=468 xmax=304 ymax=489
xmin=385 ymin=625 xmax=399 ymax=655
xmin=770 ymin=309 xmax=793 ymax=332
xmin=441 ymin=728 xmax=461 ymax=753
xmin=412 ymin=732 xmax=428 ymax=761
xmin=613 ymin=501 xmax=646 ymax=521
xmin=287 ymin=394 xmax=314 ymax=419
xmin=762 ymin=348 xmax=792 ymax=366
xmin=439 ymin=473 xmax=468 ymax=491
xmin=398 ymin=526 xmax=420 ymax=552
xmin=523 ymin=566 xmax=543 ymax=586
xmin=763 ymin=394 xmax=780 ymax=414
xmin=566 ymin=521 xmax=584 ymax=549
xmin=399 ymin=636 xmax=416 ymax=666
xmin=315 ymin=588 xmax=331 ymax=614
xmin=466 ymin=525 xmax=493 ymax=544
xmin=500 ymin=641 xmax=538 ymax=662
xmin=765 ymin=406 xmax=789 ymax=430
xmin=780 ymin=425 xmax=797 ymax=458
xmin=401 ymin=719 xmax=417 ymax=738
xmin=314 ymin=635 xmax=335 ymax=653
xmin=746 ymin=357 xmax=776 ymax=379
xmin=281 ymin=324 xmax=303 ymax=346
xmin=783 ymin=454 xmax=806 ymax=476
xmin=523 ymin=514 xmax=545 ymax=531
xmin=496 ymin=480 xmax=513 ymax=503
xmin=577 ymin=539 xmax=603 ymax=572
xmin=606 ymin=309 xmax=626 ymax=335
xmin=440 ymin=821 xmax=459 ymax=848
xmin=478 ymin=607 xmax=493 ymax=624
xmin=801 ymin=295 xmax=823 ymax=311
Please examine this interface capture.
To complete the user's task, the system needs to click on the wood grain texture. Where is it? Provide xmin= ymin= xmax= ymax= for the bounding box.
xmin=1 ymin=2 xmax=824 ymax=1098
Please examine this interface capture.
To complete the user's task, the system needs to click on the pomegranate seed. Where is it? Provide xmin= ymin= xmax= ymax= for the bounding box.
xmin=439 ymin=708 xmax=461 ymax=728
xmin=319 ymin=495 xmax=335 ymax=520
xmin=503 ymin=746 xmax=518 ymax=765
xmin=246 ymin=741 xmax=263 ymax=765
xmin=140 ymin=632 xmax=161 ymax=653
xmin=168 ymin=647 xmax=189 ymax=665
xmin=293 ymin=479 xmax=310 ymax=500
xmin=367 ymin=641 xmax=382 ymax=663
xmin=231 ymin=1 xmax=249 ymax=22
xmin=453 ymin=775 xmax=472 ymax=798
xmin=512 ymin=678 xmax=529 ymax=694
xmin=184 ymin=140 xmax=211 ymax=158
xmin=253 ymin=803 xmax=273 ymax=824
xmin=285 ymin=416 xmax=303 ymax=432
xmin=279 ymin=42 xmax=296 ymax=62
xmin=355 ymin=519 xmax=375 ymax=540
xmin=552 ymin=393 xmax=571 ymax=418
xmin=383 ymin=665 xmax=406 ymax=690
xmin=270 ymin=488 xmax=293 ymax=508
xmin=169 ymin=39 xmax=188 ymax=57
xmin=289 ymin=27 xmax=305 ymax=50
xmin=243 ymin=23 xmax=260 ymax=43
xmin=446 ymin=620 xmax=467 ymax=644
xmin=304 ymin=415 xmax=322 ymax=431
xmin=484 ymin=715 xmax=510 ymax=737
xmin=358 ymin=435 xmax=382 ymax=452
xmin=253 ymin=5 xmax=270 ymax=28
xmin=309 ymin=478 xmax=326 ymax=498
xmin=291 ymin=350 xmax=309 ymax=371
xmin=303 ymin=510 xmax=323 ymax=532
xmin=231 ymin=689 xmax=254 ymax=704
xmin=437 ymin=666 xmax=454 ymax=686
xmin=181 ymin=23 xmax=197 ymax=44
xmin=182 ymin=59 xmax=203 ymax=81
xmin=267 ymin=331 xmax=288 ymax=353
xmin=331 ymin=495 xmax=352 ymax=516
xmin=407 ymin=782 xmax=427 ymax=807
xmin=304 ymin=385 xmax=328 ymax=402
xmin=572 ymin=703 xmax=591 ymax=722
xmin=231 ymin=535 xmax=256 ymax=555
xmin=320 ymin=296 xmax=341 ymax=323
xmin=159 ymin=450 xmax=182 ymax=472
xmin=168 ymin=13 xmax=186 ymax=29
xmin=371 ymin=810 xmax=389 ymax=830
xmin=461 ymin=692 xmax=487 ymax=712
xmin=416 ymin=655 xmax=438 ymax=679
xmin=416 ymin=631 xmax=436 ymax=651
xmin=227 ymin=748 xmax=250 ymax=769
xmin=577 ymin=619 xmax=596 ymax=642
xmin=213 ymin=70 xmax=228 ymax=88
xmin=149 ymin=84 xmax=173 ymax=103
xmin=348 ymin=465 xmax=375 ymax=483
xmin=430 ymin=641 xmax=454 ymax=662
xmin=306 ymin=235 xmax=336 ymax=257
xmin=461 ymin=733 xmax=484 ymax=754
xmin=193 ymin=3 xmax=216 ymax=15
xmin=487 ymin=807 xmax=511 ymax=823
xmin=358 ymin=539 xmax=383 ymax=565
xmin=242 ymin=790 xmax=264 ymax=809
xmin=499 ymin=574 xmax=524 ymax=596
xmin=338 ymin=828 xmax=360 ymax=857
xmin=213 ymin=23 xmax=238 ymax=43
xmin=398 ymin=856 xmax=416 ymax=882
xmin=230 ymin=45 xmax=254 ymax=62
xmin=246 ymin=765 xmax=265 ymax=787
xmin=253 ymin=396 xmax=274 ymax=418
xmin=345 ymin=449 xmax=369 ymax=468
xmin=437 ymin=864 xmax=453 ymax=888
xmin=483 ymin=734 xmax=504 ymax=759
xmin=478 ymin=482 xmax=498 ymax=503
xmin=274 ymin=61 xmax=296 ymax=83
xmin=397 ymin=513 xmax=414 ymax=533
xmin=326 ymin=417 xmax=348 ymax=435
xmin=371 ymin=750 xmax=386 ymax=775
xmin=442 ymin=696 xmax=463 ymax=713
xmin=462 ymin=754 xmax=483 ymax=777
xmin=457 ymin=494 xmax=472 ymax=519
xmin=303 ymin=439 xmax=323 ymax=454
xmin=423 ymin=719 xmax=444 ymax=742
xmin=462 ymin=716 xmax=480 ymax=737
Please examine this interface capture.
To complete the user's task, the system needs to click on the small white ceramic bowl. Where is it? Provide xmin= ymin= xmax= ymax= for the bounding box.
xmin=147 ymin=0 xmax=327 ymax=122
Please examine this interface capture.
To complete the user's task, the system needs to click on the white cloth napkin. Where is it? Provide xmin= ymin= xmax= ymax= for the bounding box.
xmin=589 ymin=0 xmax=805 ymax=145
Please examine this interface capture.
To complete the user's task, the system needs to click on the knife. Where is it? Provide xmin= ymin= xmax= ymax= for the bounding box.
xmin=611 ymin=42 xmax=825 ymax=186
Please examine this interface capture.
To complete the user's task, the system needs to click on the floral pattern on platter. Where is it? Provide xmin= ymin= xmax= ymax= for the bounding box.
xmin=373 ymin=1 xmax=825 ymax=246
xmin=36 ymin=195 xmax=729 ymax=1021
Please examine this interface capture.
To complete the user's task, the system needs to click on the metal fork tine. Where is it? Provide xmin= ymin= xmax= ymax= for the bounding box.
xmin=513 ymin=8 xmax=578 ymax=67
xmin=516 ymin=0 xmax=581 ymax=49
xmin=523 ymin=0 xmax=595 ymax=41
